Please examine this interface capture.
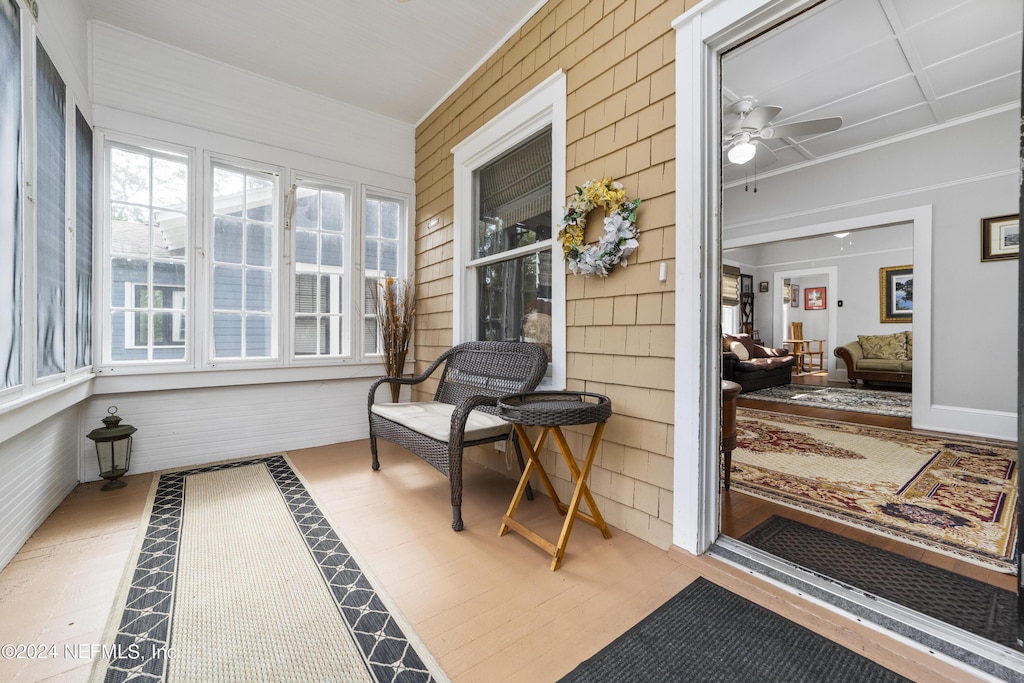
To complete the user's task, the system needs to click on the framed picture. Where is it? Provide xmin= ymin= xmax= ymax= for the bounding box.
xmin=804 ymin=287 xmax=825 ymax=310
xmin=790 ymin=284 xmax=799 ymax=307
xmin=981 ymin=214 xmax=1019 ymax=262
xmin=739 ymin=274 xmax=753 ymax=294
xmin=879 ymin=265 xmax=912 ymax=323
xmin=758 ymin=281 xmax=768 ymax=293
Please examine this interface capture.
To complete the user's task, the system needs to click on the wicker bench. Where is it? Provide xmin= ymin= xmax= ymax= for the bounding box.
xmin=367 ymin=341 xmax=548 ymax=531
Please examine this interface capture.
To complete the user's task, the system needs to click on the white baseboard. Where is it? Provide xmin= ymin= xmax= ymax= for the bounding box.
xmin=914 ymin=404 xmax=1017 ymax=442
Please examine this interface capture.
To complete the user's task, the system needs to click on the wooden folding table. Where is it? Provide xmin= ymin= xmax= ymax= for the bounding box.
xmin=497 ymin=391 xmax=612 ymax=570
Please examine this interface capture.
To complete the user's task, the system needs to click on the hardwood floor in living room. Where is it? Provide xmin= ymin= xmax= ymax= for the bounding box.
xmin=723 ymin=374 xmax=1016 ymax=594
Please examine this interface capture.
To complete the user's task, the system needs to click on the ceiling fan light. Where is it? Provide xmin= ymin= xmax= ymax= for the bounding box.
xmin=728 ymin=141 xmax=757 ymax=165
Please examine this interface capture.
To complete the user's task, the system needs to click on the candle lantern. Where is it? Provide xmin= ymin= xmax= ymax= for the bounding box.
xmin=86 ymin=406 xmax=137 ymax=491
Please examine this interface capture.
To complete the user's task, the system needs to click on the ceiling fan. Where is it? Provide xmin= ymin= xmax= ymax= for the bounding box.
xmin=723 ymin=98 xmax=843 ymax=165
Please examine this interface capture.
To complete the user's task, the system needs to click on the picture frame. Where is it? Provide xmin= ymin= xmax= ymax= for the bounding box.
xmin=804 ymin=287 xmax=825 ymax=310
xmin=790 ymin=284 xmax=799 ymax=307
xmin=739 ymin=274 xmax=753 ymax=294
xmin=758 ymin=281 xmax=769 ymax=293
xmin=981 ymin=214 xmax=1019 ymax=262
xmin=879 ymin=265 xmax=913 ymax=323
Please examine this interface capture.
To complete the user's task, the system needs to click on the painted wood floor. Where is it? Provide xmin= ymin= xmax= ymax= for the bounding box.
xmin=0 ymin=436 xmax=994 ymax=682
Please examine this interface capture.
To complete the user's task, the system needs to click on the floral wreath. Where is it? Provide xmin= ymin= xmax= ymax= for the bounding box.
xmin=557 ymin=178 xmax=641 ymax=277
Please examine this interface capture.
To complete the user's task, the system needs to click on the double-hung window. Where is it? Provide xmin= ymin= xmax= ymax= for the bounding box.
xmin=453 ymin=72 xmax=566 ymax=389
xmin=363 ymin=192 xmax=405 ymax=355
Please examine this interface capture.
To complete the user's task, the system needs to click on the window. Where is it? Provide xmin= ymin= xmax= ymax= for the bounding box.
xmin=211 ymin=162 xmax=278 ymax=360
xmin=452 ymin=71 xmax=567 ymax=389
xmin=363 ymin=193 xmax=404 ymax=355
xmin=292 ymin=182 xmax=351 ymax=358
xmin=107 ymin=143 xmax=189 ymax=362
xmin=0 ymin=0 xmax=21 ymax=391
xmin=74 ymin=108 xmax=93 ymax=369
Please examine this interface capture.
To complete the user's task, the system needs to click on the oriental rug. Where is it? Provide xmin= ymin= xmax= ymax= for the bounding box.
xmin=730 ymin=409 xmax=1018 ymax=573
xmin=743 ymin=384 xmax=912 ymax=418
xmin=558 ymin=577 xmax=909 ymax=682
xmin=90 ymin=455 xmax=447 ymax=683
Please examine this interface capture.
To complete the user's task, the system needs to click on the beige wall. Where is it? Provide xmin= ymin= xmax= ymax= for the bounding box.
xmin=413 ymin=0 xmax=694 ymax=548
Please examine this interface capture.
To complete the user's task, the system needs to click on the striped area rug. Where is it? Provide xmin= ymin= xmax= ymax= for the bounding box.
xmin=90 ymin=455 xmax=447 ymax=682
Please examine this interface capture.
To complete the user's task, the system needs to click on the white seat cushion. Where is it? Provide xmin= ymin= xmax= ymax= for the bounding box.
xmin=371 ymin=401 xmax=511 ymax=443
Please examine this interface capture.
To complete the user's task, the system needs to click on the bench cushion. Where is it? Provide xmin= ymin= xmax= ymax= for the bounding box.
xmin=371 ymin=401 xmax=511 ymax=443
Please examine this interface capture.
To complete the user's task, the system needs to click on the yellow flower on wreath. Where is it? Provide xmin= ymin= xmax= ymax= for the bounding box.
xmin=557 ymin=178 xmax=640 ymax=277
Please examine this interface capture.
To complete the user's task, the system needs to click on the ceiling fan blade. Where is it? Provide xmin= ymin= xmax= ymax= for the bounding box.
xmin=753 ymin=141 xmax=778 ymax=166
xmin=765 ymin=116 xmax=842 ymax=139
xmin=741 ymin=105 xmax=782 ymax=131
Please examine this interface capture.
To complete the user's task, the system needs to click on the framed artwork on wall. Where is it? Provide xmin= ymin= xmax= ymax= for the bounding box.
xmin=981 ymin=214 xmax=1019 ymax=262
xmin=739 ymin=274 xmax=753 ymax=294
xmin=791 ymin=284 xmax=799 ymax=307
xmin=758 ymin=281 xmax=768 ymax=292
xmin=879 ymin=265 xmax=913 ymax=323
xmin=804 ymin=287 xmax=826 ymax=310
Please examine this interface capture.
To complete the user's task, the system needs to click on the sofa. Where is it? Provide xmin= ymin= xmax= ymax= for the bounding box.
xmin=834 ymin=331 xmax=912 ymax=387
xmin=722 ymin=333 xmax=797 ymax=393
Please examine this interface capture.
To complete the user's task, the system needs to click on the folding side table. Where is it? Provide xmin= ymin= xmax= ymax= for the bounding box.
xmin=497 ymin=391 xmax=613 ymax=570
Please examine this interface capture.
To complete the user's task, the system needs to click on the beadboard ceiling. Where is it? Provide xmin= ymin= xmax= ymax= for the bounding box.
xmin=81 ymin=0 xmax=1020 ymax=171
xmin=82 ymin=0 xmax=542 ymax=126
xmin=722 ymin=0 xmax=1022 ymax=184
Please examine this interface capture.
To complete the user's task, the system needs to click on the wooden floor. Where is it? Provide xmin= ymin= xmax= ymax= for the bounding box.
xmin=0 ymin=437 xmax=1000 ymax=682
xmin=727 ymin=375 xmax=1017 ymax=593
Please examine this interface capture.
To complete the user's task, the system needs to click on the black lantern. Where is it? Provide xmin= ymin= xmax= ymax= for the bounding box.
xmin=86 ymin=406 xmax=137 ymax=491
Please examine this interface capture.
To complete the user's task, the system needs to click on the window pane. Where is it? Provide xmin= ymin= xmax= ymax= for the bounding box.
xmin=381 ymin=200 xmax=399 ymax=239
xmin=153 ymin=156 xmax=187 ymax=208
xmin=0 ymin=0 xmax=20 ymax=389
xmin=214 ymin=218 xmax=243 ymax=263
xmin=292 ymin=183 xmax=349 ymax=358
xmin=212 ymin=163 xmax=278 ymax=360
xmin=154 ymin=262 xmax=186 ymax=293
xmin=110 ymin=148 xmax=150 ymax=204
xmin=36 ymin=41 xmax=66 ymax=379
xmin=75 ymin=109 xmax=93 ymax=370
xmin=366 ymin=199 xmax=379 ymax=237
xmin=111 ymin=258 xmax=148 ymax=307
xmin=380 ymin=242 xmax=397 ymax=275
xmin=111 ymin=204 xmax=150 ymax=256
xmin=473 ymin=129 xmax=551 ymax=259
xmin=476 ymin=251 xmax=552 ymax=360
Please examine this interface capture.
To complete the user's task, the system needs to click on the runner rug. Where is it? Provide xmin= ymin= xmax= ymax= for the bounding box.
xmin=731 ymin=408 xmax=1018 ymax=573
xmin=742 ymin=384 xmax=912 ymax=418
xmin=90 ymin=455 xmax=447 ymax=683
xmin=558 ymin=577 xmax=909 ymax=682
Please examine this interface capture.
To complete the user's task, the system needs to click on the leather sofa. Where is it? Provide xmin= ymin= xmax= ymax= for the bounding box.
xmin=834 ymin=331 xmax=912 ymax=387
xmin=722 ymin=333 xmax=797 ymax=393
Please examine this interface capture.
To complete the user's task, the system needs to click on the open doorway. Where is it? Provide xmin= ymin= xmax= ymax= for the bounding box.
xmin=712 ymin=0 xmax=1015 ymax=655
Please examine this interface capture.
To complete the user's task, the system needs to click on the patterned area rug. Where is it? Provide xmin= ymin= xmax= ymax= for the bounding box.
xmin=731 ymin=409 xmax=1018 ymax=572
xmin=742 ymin=385 xmax=911 ymax=418
xmin=91 ymin=455 xmax=447 ymax=682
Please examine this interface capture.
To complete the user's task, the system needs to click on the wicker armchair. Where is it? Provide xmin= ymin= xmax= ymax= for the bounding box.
xmin=368 ymin=341 xmax=549 ymax=531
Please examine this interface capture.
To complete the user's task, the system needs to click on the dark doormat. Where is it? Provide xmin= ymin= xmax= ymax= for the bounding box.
xmin=741 ymin=515 xmax=1020 ymax=650
xmin=558 ymin=577 xmax=909 ymax=682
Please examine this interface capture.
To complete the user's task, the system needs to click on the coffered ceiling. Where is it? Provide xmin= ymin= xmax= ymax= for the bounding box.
xmin=722 ymin=0 xmax=1022 ymax=184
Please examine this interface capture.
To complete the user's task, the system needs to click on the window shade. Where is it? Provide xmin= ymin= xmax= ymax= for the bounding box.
xmin=722 ymin=265 xmax=740 ymax=307
xmin=0 ymin=0 xmax=21 ymax=389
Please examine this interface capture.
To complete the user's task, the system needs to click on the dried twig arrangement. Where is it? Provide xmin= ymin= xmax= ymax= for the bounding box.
xmin=374 ymin=275 xmax=416 ymax=402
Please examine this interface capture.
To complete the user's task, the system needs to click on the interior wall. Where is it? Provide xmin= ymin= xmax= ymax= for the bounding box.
xmin=723 ymin=111 xmax=1018 ymax=415
xmin=414 ymin=0 xmax=695 ymax=548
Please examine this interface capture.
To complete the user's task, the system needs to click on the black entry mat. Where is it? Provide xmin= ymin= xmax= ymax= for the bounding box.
xmin=558 ymin=577 xmax=909 ymax=682
xmin=741 ymin=515 xmax=1020 ymax=649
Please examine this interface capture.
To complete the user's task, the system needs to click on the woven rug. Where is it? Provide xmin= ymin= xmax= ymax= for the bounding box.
xmin=90 ymin=455 xmax=447 ymax=683
xmin=742 ymin=384 xmax=912 ymax=418
xmin=741 ymin=516 xmax=1020 ymax=649
xmin=558 ymin=577 xmax=909 ymax=682
xmin=731 ymin=408 xmax=1018 ymax=573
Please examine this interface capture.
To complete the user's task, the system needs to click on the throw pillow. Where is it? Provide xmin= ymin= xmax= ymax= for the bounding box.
xmin=858 ymin=332 xmax=907 ymax=360
xmin=729 ymin=340 xmax=750 ymax=360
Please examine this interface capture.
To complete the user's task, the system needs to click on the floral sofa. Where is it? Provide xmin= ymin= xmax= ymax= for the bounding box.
xmin=834 ymin=331 xmax=912 ymax=387
xmin=722 ymin=333 xmax=797 ymax=393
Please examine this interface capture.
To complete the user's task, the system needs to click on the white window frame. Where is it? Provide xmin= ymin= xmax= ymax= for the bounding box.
xmin=206 ymin=155 xmax=282 ymax=365
xmin=288 ymin=172 xmax=355 ymax=362
xmin=451 ymin=71 xmax=567 ymax=390
xmin=124 ymin=283 xmax=186 ymax=349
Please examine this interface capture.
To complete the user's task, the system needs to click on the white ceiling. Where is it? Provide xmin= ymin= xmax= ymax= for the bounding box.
xmin=80 ymin=0 xmax=1021 ymax=168
xmin=722 ymin=0 xmax=1022 ymax=184
xmin=81 ymin=0 xmax=542 ymax=125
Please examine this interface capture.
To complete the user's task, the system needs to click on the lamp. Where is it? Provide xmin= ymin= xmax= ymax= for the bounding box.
xmin=86 ymin=406 xmax=137 ymax=491
xmin=727 ymin=134 xmax=757 ymax=165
